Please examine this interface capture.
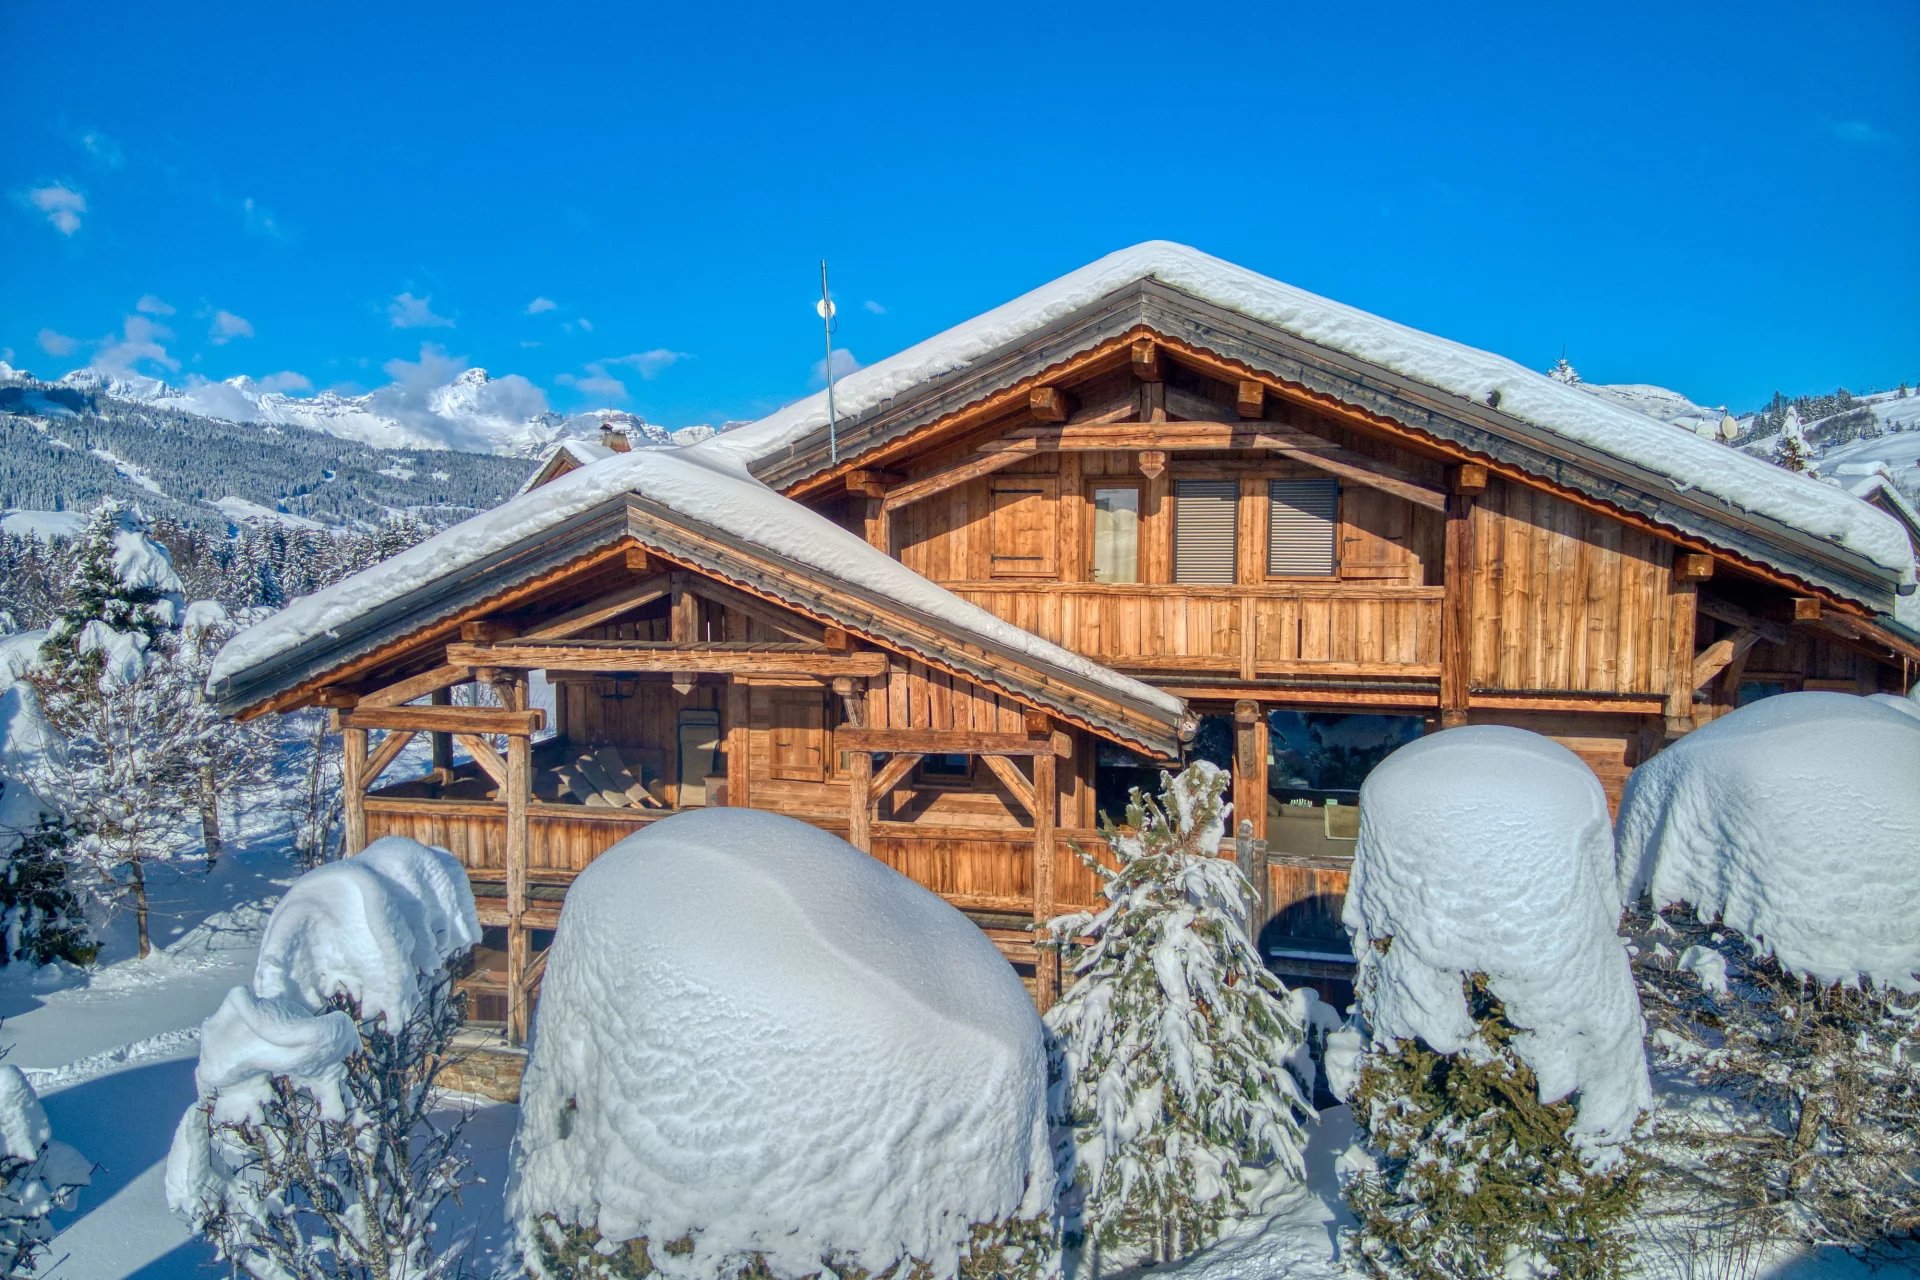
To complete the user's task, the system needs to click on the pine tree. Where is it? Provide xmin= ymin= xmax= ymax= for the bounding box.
xmin=1548 ymin=355 xmax=1582 ymax=385
xmin=0 ymin=810 xmax=93 ymax=967
xmin=0 ymin=1063 xmax=91 ymax=1278
xmin=1772 ymin=422 xmax=1812 ymax=474
xmin=1046 ymin=763 xmax=1313 ymax=1268
xmin=1627 ymin=902 xmax=1920 ymax=1252
xmin=38 ymin=499 xmax=179 ymax=682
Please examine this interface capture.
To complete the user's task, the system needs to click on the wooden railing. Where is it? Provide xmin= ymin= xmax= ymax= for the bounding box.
xmin=944 ymin=583 xmax=1443 ymax=677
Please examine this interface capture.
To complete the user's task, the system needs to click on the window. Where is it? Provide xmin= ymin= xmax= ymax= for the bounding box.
xmin=1174 ymin=479 xmax=1237 ymax=584
xmin=1267 ymin=478 xmax=1338 ymax=576
xmin=1093 ymin=742 xmax=1162 ymax=824
xmin=918 ymin=753 xmax=972 ymax=785
xmin=1089 ymin=483 xmax=1141 ymax=584
xmin=1266 ymin=710 xmax=1421 ymax=805
xmin=768 ymin=689 xmax=828 ymax=783
xmin=988 ymin=477 xmax=1059 ymax=577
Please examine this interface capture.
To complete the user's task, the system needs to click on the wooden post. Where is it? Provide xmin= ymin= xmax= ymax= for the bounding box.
xmin=1665 ymin=568 xmax=1700 ymax=737
xmin=1031 ymin=749 xmax=1059 ymax=1012
xmin=1439 ymin=479 xmax=1479 ymax=727
xmin=1232 ymin=700 xmax=1265 ymax=843
xmin=342 ymin=726 xmax=369 ymax=854
xmin=1234 ymin=819 xmax=1270 ymax=945
xmin=862 ymin=496 xmax=888 ymax=554
xmin=725 ymin=680 xmax=750 ymax=808
xmin=505 ymin=731 xmax=532 ymax=1045
xmin=847 ymin=749 xmax=873 ymax=853
xmin=428 ymin=685 xmax=454 ymax=779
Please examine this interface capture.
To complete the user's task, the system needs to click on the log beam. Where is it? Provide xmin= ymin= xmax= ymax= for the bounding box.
xmin=362 ymin=729 xmax=417 ymax=789
xmin=521 ymin=576 xmax=671 ymax=641
xmin=447 ymin=641 xmax=889 ymax=678
xmin=980 ymin=753 xmax=1037 ymax=818
xmin=1130 ymin=338 xmax=1163 ymax=382
xmin=1692 ymin=627 xmax=1762 ymax=689
xmin=1439 ymin=491 xmax=1476 ymax=726
xmin=847 ymin=748 xmax=873 ymax=853
xmin=359 ymin=663 xmax=472 ymax=709
xmin=342 ymin=727 xmax=369 ymax=854
xmin=505 ymin=731 xmax=531 ymax=1044
xmin=454 ymin=734 xmax=508 ymax=789
xmin=1029 ymin=386 xmax=1074 ymax=423
xmin=1451 ymin=463 xmax=1489 ymax=495
xmin=1031 ymin=749 xmax=1059 ymax=1012
xmin=1674 ymin=553 xmax=1715 ymax=583
xmin=869 ymin=752 xmax=923 ymax=804
xmin=833 ymin=727 xmax=1070 ymax=757
xmin=881 ymin=444 xmax=1038 ymax=513
xmin=1236 ymin=379 xmax=1265 ymax=420
xmin=459 ymin=620 xmax=518 ymax=644
xmin=341 ymin=704 xmax=545 ymax=736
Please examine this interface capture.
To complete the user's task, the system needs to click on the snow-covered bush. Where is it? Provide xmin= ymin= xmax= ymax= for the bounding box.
xmin=1617 ymin=692 xmax=1920 ymax=1252
xmin=1045 ymin=762 xmax=1311 ymax=1267
xmin=0 ymin=1063 xmax=90 ymax=1278
xmin=1341 ymin=726 xmax=1650 ymax=1280
xmin=510 ymin=809 xmax=1053 ymax=1280
xmin=167 ymin=837 xmax=481 ymax=1280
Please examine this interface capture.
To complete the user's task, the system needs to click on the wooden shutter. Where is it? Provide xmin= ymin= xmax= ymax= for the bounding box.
xmin=1174 ymin=479 xmax=1238 ymax=584
xmin=1267 ymin=478 xmax=1338 ymax=576
xmin=768 ymin=690 xmax=827 ymax=783
xmin=988 ymin=477 xmax=1059 ymax=577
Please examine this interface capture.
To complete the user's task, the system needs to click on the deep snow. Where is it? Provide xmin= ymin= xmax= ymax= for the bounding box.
xmin=1616 ymin=691 xmax=1920 ymax=991
xmin=510 ymin=808 xmax=1053 ymax=1280
xmin=1344 ymin=725 xmax=1651 ymax=1158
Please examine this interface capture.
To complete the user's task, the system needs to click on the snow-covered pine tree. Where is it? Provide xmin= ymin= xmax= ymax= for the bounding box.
xmin=38 ymin=500 xmax=179 ymax=683
xmin=1046 ymin=762 xmax=1313 ymax=1268
xmin=1627 ymin=903 xmax=1920 ymax=1252
xmin=1772 ymin=420 xmax=1812 ymax=473
xmin=0 ymin=810 xmax=92 ymax=967
xmin=1548 ymin=355 xmax=1582 ymax=385
xmin=0 ymin=1062 xmax=91 ymax=1278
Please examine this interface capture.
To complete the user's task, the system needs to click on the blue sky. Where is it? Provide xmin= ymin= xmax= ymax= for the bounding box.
xmin=3 ymin=1 xmax=1915 ymax=429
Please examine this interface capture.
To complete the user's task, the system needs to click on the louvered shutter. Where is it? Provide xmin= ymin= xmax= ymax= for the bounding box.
xmin=1267 ymin=478 xmax=1338 ymax=576
xmin=1174 ymin=479 xmax=1238 ymax=584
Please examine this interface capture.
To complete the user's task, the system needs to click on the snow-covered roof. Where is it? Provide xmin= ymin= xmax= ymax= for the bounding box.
xmin=704 ymin=242 xmax=1913 ymax=595
xmin=515 ymin=438 xmax=617 ymax=496
xmin=210 ymin=446 xmax=1185 ymax=747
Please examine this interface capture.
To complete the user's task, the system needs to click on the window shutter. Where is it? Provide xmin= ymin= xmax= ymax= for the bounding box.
xmin=988 ymin=477 xmax=1060 ymax=577
xmin=1267 ymin=478 xmax=1338 ymax=576
xmin=769 ymin=691 xmax=827 ymax=783
xmin=1174 ymin=479 xmax=1238 ymax=584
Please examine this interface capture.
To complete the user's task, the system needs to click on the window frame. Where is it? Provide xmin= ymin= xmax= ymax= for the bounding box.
xmin=1084 ymin=479 xmax=1145 ymax=585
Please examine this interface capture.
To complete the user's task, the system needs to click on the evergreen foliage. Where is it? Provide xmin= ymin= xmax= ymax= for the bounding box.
xmin=174 ymin=972 xmax=472 ymax=1280
xmin=1046 ymin=763 xmax=1312 ymax=1268
xmin=1627 ymin=901 xmax=1920 ymax=1253
xmin=1344 ymin=975 xmax=1646 ymax=1280
xmin=0 ymin=813 xmax=92 ymax=967
xmin=38 ymin=499 xmax=176 ymax=681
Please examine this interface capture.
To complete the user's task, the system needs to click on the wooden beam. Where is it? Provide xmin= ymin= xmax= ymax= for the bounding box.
xmin=459 ymin=620 xmax=518 ymax=644
xmin=869 ymin=752 xmax=922 ymax=804
xmin=314 ymin=688 xmax=360 ymax=709
xmin=1665 ymin=575 xmax=1701 ymax=729
xmin=624 ymin=545 xmax=652 ymax=573
xmin=454 ymin=734 xmax=508 ymax=789
xmin=670 ymin=578 xmax=700 ymax=643
xmin=1031 ymin=749 xmax=1058 ymax=1012
xmin=362 ymin=729 xmax=417 ymax=788
xmin=1236 ymin=379 xmax=1265 ymax=420
xmin=429 ymin=686 xmax=454 ymax=774
xmin=505 ymin=731 xmax=531 ymax=1044
xmin=342 ymin=727 xmax=368 ymax=853
xmin=860 ymin=496 xmax=888 ymax=553
xmin=342 ymin=704 xmax=545 ymax=736
xmin=1697 ymin=596 xmax=1790 ymax=645
xmin=1791 ymin=597 xmax=1822 ymax=622
xmin=1439 ymin=492 xmax=1475 ymax=726
xmin=1029 ymin=385 xmax=1074 ymax=423
xmin=834 ymin=727 xmax=1070 ymax=757
xmin=521 ymin=576 xmax=671 ymax=641
xmin=847 ymin=748 xmax=873 ymax=853
xmin=448 ymin=640 xmax=889 ymax=678
xmin=685 ymin=576 xmax=824 ymax=643
xmin=725 ymin=681 xmax=750 ymax=809
xmin=360 ymin=663 xmax=472 ymax=709
xmin=844 ymin=468 xmax=902 ymax=498
xmin=1130 ymin=338 xmax=1163 ymax=382
xmin=1451 ymin=463 xmax=1489 ymax=495
xmin=980 ymin=753 xmax=1037 ymax=818
xmin=1674 ymin=553 xmax=1715 ymax=583
xmin=881 ymin=443 xmax=1037 ymax=513
xmin=1692 ymin=627 xmax=1762 ymax=689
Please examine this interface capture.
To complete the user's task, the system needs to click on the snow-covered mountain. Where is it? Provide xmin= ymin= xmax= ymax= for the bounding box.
xmin=13 ymin=364 xmax=716 ymax=458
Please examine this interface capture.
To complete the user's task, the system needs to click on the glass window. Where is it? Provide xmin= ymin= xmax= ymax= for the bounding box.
xmin=918 ymin=753 xmax=971 ymax=783
xmin=1093 ymin=742 xmax=1164 ymax=825
xmin=1266 ymin=711 xmax=1421 ymax=806
xmin=1090 ymin=485 xmax=1141 ymax=584
xmin=1736 ymin=680 xmax=1789 ymax=707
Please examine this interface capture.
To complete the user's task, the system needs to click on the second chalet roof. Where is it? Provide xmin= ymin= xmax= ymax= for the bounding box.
xmin=208 ymin=447 xmax=1188 ymax=753
xmin=704 ymin=241 xmax=1915 ymax=607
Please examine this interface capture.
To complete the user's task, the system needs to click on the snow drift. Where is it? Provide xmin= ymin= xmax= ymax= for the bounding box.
xmin=509 ymin=808 xmax=1053 ymax=1280
xmin=1616 ymin=691 xmax=1920 ymax=991
xmin=1344 ymin=725 xmax=1650 ymax=1156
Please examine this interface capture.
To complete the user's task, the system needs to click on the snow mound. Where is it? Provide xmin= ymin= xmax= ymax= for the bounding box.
xmin=253 ymin=837 xmax=478 ymax=1026
xmin=1616 ymin=691 xmax=1920 ymax=991
xmin=0 ymin=1064 xmax=90 ymax=1266
xmin=510 ymin=808 xmax=1052 ymax=1280
xmin=1344 ymin=726 xmax=1650 ymax=1156
xmin=192 ymin=988 xmax=361 ymax=1123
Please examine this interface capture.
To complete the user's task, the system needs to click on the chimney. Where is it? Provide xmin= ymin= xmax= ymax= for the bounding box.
xmin=600 ymin=421 xmax=631 ymax=453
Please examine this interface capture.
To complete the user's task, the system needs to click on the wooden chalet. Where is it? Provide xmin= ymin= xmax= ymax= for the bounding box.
xmin=210 ymin=243 xmax=1919 ymax=1043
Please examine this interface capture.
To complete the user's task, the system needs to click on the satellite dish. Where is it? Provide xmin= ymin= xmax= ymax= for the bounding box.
xmin=816 ymin=298 xmax=836 ymax=320
xmin=1719 ymin=415 xmax=1739 ymax=441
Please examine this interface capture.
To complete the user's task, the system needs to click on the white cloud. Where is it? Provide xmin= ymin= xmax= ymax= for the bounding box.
xmin=556 ymin=364 xmax=629 ymax=402
xmin=367 ymin=343 xmax=549 ymax=449
xmin=519 ymin=339 xmax=543 ymax=349
xmin=80 ymin=130 xmax=125 ymax=168
xmin=526 ymin=296 xmax=558 ymax=315
xmin=608 ymin=349 xmax=690 ymax=380
xmin=1831 ymin=120 xmax=1889 ymax=144
xmin=135 ymin=294 xmax=175 ymax=316
xmin=93 ymin=314 xmax=179 ymax=377
xmin=564 ymin=317 xmax=595 ymax=335
xmin=243 ymin=197 xmax=285 ymax=238
xmin=864 ymin=300 xmax=886 ymax=315
xmin=37 ymin=329 xmax=79 ymax=357
xmin=210 ymin=309 xmax=255 ymax=344
xmin=812 ymin=347 xmax=861 ymax=384
xmin=388 ymin=291 xmax=454 ymax=329
xmin=21 ymin=183 xmax=86 ymax=235
xmin=255 ymin=370 xmax=312 ymax=393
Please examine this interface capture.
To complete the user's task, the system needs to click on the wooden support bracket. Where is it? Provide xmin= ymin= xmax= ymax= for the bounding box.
xmin=1235 ymin=379 xmax=1265 ymax=420
xmin=1674 ymin=553 xmax=1715 ymax=583
xmin=1029 ymin=385 xmax=1075 ymax=423
xmin=1130 ymin=338 xmax=1163 ymax=382
xmin=980 ymin=753 xmax=1037 ymax=818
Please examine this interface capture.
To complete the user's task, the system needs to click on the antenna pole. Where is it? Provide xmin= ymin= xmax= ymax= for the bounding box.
xmin=820 ymin=259 xmax=839 ymax=465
